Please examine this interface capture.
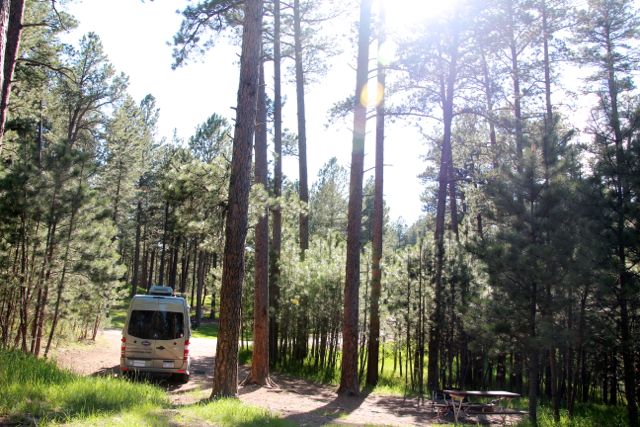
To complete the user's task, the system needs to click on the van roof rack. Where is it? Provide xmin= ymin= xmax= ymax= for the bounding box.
xmin=148 ymin=285 xmax=174 ymax=296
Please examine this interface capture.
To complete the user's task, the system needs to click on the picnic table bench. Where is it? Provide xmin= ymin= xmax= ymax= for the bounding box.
xmin=443 ymin=389 xmax=522 ymax=425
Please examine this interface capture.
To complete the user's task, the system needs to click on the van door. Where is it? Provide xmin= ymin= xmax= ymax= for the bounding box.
xmin=152 ymin=302 xmax=186 ymax=370
xmin=125 ymin=304 xmax=158 ymax=369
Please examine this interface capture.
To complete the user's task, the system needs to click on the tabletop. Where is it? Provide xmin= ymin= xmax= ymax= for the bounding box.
xmin=443 ymin=390 xmax=521 ymax=399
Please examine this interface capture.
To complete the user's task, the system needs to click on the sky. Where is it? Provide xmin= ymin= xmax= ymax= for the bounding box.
xmin=61 ymin=0 xmax=464 ymax=227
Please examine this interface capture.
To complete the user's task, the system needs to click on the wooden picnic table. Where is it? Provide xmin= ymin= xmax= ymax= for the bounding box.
xmin=443 ymin=390 xmax=521 ymax=424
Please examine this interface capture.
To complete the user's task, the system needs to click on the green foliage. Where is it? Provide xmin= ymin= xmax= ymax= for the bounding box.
xmin=188 ymin=113 xmax=233 ymax=163
xmin=0 ymin=23 xmax=134 ymax=351
xmin=309 ymin=157 xmax=348 ymax=237
xmin=239 ymin=347 xmax=253 ymax=365
xmin=172 ymin=1 xmax=243 ymax=69
xmin=98 ymin=96 xmax=151 ymax=227
xmin=105 ymin=302 xmax=128 ymax=330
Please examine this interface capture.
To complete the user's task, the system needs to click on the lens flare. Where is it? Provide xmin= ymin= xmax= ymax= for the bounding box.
xmin=382 ymin=0 xmax=460 ymax=30
xmin=360 ymin=80 xmax=385 ymax=108
xmin=378 ymin=40 xmax=397 ymax=66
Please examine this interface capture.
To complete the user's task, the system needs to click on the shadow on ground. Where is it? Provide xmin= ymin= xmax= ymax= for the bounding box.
xmin=282 ymin=391 xmax=370 ymax=426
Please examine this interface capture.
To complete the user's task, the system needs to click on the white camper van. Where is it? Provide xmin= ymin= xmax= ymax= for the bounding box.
xmin=120 ymin=285 xmax=191 ymax=382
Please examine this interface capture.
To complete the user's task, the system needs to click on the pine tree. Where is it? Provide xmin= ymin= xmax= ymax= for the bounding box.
xmin=212 ymin=0 xmax=263 ymax=398
xmin=575 ymin=1 xmax=640 ymax=424
xmin=339 ymin=0 xmax=371 ymax=397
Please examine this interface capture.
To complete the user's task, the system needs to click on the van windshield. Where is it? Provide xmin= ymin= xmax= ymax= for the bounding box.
xmin=128 ymin=310 xmax=184 ymax=340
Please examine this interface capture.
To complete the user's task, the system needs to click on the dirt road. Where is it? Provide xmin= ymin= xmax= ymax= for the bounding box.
xmin=51 ymin=329 xmax=520 ymax=426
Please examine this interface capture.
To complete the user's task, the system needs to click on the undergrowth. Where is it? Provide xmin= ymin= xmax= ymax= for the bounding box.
xmin=516 ymin=403 xmax=628 ymax=427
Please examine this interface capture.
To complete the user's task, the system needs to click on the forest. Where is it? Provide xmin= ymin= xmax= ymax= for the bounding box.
xmin=0 ymin=0 xmax=639 ymax=426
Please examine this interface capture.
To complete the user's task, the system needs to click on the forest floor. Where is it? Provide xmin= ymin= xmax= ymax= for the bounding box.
xmin=50 ymin=327 xmax=524 ymax=426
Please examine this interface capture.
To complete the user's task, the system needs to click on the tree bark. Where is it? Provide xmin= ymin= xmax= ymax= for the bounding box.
xmin=131 ymin=199 xmax=142 ymax=297
xmin=528 ymin=283 xmax=539 ymax=426
xmin=0 ymin=0 xmax=24 ymax=151
xmin=428 ymin=37 xmax=458 ymax=394
xmin=507 ymin=0 xmax=524 ymax=164
xmin=269 ymin=0 xmax=282 ymax=368
xmin=195 ymin=252 xmax=204 ymax=328
xmin=169 ymin=235 xmax=180 ymax=288
xmin=0 ymin=0 xmax=10 ymax=153
xmin=179 ymin=239 xmax=190 ymax=294
xmin=293 ymin=0 xmax=309 ymax=255
xmin=338 ymin=0 xmax=371 ymax=397
xmin=245 ymin=60 xmax=271 ymax=386
xmin=158 ymin=201 xmax=169 ymax=286
xmin=211 ymin=0 xmax=263 ymax=399
xmin=366 ymin=12 xmax=385 ymax=387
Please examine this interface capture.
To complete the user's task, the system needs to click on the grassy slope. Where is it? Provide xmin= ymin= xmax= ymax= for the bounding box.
xmin=0 ymin=350 xmax=290 ymax=427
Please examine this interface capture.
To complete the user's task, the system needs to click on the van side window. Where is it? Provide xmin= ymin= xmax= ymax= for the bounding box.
xmin=128 ymin=310 xmax=184 ymax=340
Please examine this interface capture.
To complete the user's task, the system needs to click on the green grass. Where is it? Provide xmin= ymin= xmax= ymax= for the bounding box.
xmin=516 ymin=403 xmax=628 ymax=427
xmin=105 ymin=301 xmax=128 ymax=330
xmin=275 ymin=358 xmax=341 ymax=385
xmin=0 ymin=350 xmax=167 ymax=425
xmin=273 ymin=345 xmax=423 ymax=397
xmin=177 ymin=398 xmax=295 ymax=427
xmin=0 ymin=350 xmax=287 ymax=426
xmin=191 ymin=321 xmax=219 ymax=339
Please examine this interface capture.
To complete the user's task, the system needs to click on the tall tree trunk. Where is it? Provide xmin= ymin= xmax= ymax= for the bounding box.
xmin=417 ymin=240 xmax=425 ymax=395
xmin=290 ymin=6 xmax=310 ymax=356
xmin=338 ymin=0 xmax=371 ymax=397
xmin=366 ymin=13 xmax=385 ymax=386
xmin=211 ymin=0 xmax=263 ymax=399
xmin=180 ymin=240 xmax=190 ymax=294
xmin=111 ymin=163 xmax=123 ymax=224
xmin=147 ymin=248 xmax=155 ymax=289
xmin=269 ymin=0 xmax=282 ymax=368
xmin=293 ymin=0 xmax=309 ymax=254
xmin=507 ymin=0 xmax=524 ymax=164
xmin=158 ymin=201 xmax=169 ymax=285
xmin=540 ymin=5 xmax=560 ymax=418
xmin=528 ymin=282 xmax=539 ymax=426
xmin=190 ymin=244 xmax=198 ymax=307
xmin=541 ymin=0 xmax=553 ymax=125
xmin=169 ymin=235 xmax=180 ymax=288
xmin=131 ymin=200 xmax=142 ymax=297
xmin=0 ymin=0 xmax=25 ymax=152
xmin=0 ymin=0 xmax=10 ymax=153
xmin=479 ymin=46 xmax=498 ymax=169
xmin=195 ymin=252 xmax=204 ymax=328
xmin=428 ymin=39 xmax=458 ymax=394
xmin=140 ymin=226 xmax=149 ymax=291
xmin=245 ymin=60 xmax=271 ymax=386
xmin=34 ymin=224 xmax=56 ymax=357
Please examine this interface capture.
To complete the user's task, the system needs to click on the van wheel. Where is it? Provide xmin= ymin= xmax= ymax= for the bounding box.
xmin=176 ymin=373 xmax=190 ymax=384
xmin=124 ymin=370 xmax=138 ymax=380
